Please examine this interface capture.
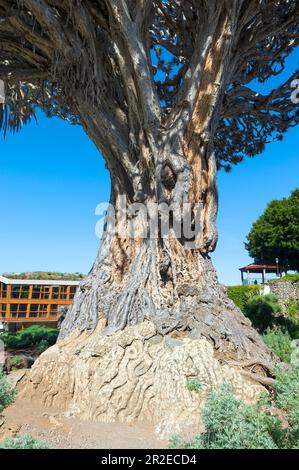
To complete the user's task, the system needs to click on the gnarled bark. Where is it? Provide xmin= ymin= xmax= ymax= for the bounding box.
xmin=23 ymin=321 xmax=267 ymax=438
xmin=60 ymin=209 xmax=274 ymax=367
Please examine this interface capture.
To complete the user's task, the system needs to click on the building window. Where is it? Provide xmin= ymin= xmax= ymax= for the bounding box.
xmin=52 ymin=287 xmax=59 ymax=299
xmin=31 ymin=286 xmax=50 ymax=300
xmin=10 ymin=304 xmax=18 ymax=318
xmin=29 ymin=304 xmax=38 ymax=318
xmin=52 ymin=286 xmax=69 ymax=300
xmin=29 ymin=304 xmax=48 ymax=319
xmin=21 ymin=286 xmax=30 ymax=299
xmin=32 ymin=285 xmax=42 ymax=299
xmin=38 ymin=304 xmax=48 ymax=318
xmin=40 ymin=286 xmax=50 ymax=300
xmin=18 ymin=304 xmax=27 ymax=318
xmin=69 ymin=287 xmax=77 ymax=300
xmin=60 ymin=287 xmax=68 ymax=300
xmin=10 ymin=304 xmax=28 ymax=319
xmin=11 ymin=285 xmax=30 ymax=299
xmin=50 ymin=305 xmax=58 ymax=318
xmin=0 ymin=303 xmax=6 ymax=318
xmin=0 ymin=282 xmax=7 ymax=299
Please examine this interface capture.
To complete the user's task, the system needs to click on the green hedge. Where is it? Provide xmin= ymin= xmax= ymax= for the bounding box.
xmin=271 ymin=274 xmax=299 ymax=283
xmin=0 ymin=325 xmax=58 ymax=350
xmin=227 ymin=285 xmax=260 ymax=312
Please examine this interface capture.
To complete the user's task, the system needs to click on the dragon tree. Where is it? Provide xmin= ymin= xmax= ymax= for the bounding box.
xmin=1 ymin=0 xmax=298 ymax=434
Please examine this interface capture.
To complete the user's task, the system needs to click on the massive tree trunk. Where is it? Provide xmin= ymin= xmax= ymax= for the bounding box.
xmin=58 ymin=10 xmax=272 ymax=363
xmin=25 ymin=84 xmax=276 ymax=436
xmin=60 ymin=140 xmax=269 ymax=363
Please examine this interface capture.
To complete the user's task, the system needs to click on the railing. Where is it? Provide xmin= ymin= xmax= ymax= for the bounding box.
xmin=0 ymin=303 xmax=66 ymax=322
xmin=0 ymin=298 xmax=74 ymax=322
xmin=242 ymin=278 xmax=268 ymax=286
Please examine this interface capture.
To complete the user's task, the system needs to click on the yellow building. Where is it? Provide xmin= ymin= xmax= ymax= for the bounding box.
xmin=0 ymin=275 xmax=79 ymax=329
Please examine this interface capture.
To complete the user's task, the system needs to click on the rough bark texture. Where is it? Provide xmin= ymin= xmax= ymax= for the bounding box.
xmin=60 ymin=228 xmax=275 ymax=367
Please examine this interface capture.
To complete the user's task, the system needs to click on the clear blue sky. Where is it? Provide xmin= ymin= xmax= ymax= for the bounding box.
xmin=0 ymin=53 xmax=298 ymax=286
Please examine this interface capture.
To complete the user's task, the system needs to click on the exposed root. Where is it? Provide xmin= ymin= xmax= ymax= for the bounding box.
xmin=240 ymin=371 xmax=275 ymax=389
xmin=22 ymin=321 xmax=268 ymax=438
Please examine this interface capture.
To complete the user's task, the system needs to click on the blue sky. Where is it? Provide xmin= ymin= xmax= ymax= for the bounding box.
xmin=0 ymin=53 xmax=298 ymax=286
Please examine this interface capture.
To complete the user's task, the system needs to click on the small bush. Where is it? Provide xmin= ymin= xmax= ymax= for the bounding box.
xmin=227 ymin=285 xmax=260 ymax=313
xmin=0 ymin=373 xmax=16 ymax=413
xmin=170 ymin=384 xmax=282 ymax=449
xmin=274 ymin=364 xmax=299 ymax=427
xmin=171 ymin=364 xmax=299 ymax=449
xmin=275 ymin=317 xmax=299 ymax=340
xmin=9 ymin=356 xmax=24 ymax=370
xmin=0 ymin=434 xmax=49 ymax=449
xmin=272 ymin=274 xmax=299 ymax=283
xmin=0 ymin=325 xmax=58 ymax=350
xmin=286 ymin=297 xmax=299 ymax=321
xmin=274 ymin=364 xmax=299 ymax=448
xmin=186 ymin=378 xmax=203 ymax=393
xmin=244 ymin=294 xmax=282 ymax=333
xmin=263 ymin=329 xmax=293 ymax=363
xmin=36 ymin=339 xmax=50 ymax=354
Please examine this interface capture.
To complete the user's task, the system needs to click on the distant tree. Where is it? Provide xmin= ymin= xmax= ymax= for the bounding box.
xmin=246 ymin=189 xmax=299 ymax=271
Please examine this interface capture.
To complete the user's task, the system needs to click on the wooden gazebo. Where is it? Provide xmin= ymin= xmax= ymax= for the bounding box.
xmin=239 ymin=263 xmax=287 ymax=285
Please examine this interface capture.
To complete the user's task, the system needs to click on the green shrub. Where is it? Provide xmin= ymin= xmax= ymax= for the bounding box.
xmin=286 ymin=297 xmax=299 ymax=321
xmin=244 ymin=294 xmax=282 ymax=333
xmin=274 ymin=364 xmax=299 ymax=448
xmin=0 ymin=373 xmax=16 ymax=413
xmin=36 ymin=339 xmax=50 ymax=354
xmin=171 ymin=364 xmax=299 ymax=449
xmin=290 ymin=340 xmax=299 ymax=366
xmin=275 ymin=317 xmax=299 ymax=340
xmin=186 ymin=378 xmax=203 ymax=393
xmin=263 ymin=329 xmax=293 ymax=363
xmin=0 ymin=325 xmax=58 ymax=350
xmin=0 ymin=434 xmax=49 ymax=449
xmin=170 ymin=384 xmax=282 ymax=449
xmin=274 ymin=364 xmax=299 ymax=427
xmin=272 ymin=274 xmax=299 ymax=283
xmin=9 ymin=356 xmax=24 ymax=370
xmin=227 ymin=285 xmax=260 ymax=313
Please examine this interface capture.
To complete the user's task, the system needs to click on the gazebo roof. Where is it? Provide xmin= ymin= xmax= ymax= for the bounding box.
xmin=239 ymin=263 xmax=286 ymax=274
